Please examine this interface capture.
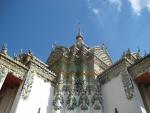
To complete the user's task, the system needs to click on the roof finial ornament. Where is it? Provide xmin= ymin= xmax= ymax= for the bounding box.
xmin=1 ymin=43 xmax=8 ymax=55
xmin=127 ymin=48 xmax=131 ymax=54
xmin=28 ymin=50 xmax=34 ymax=58
xmin=144 ymin=50 xmax=147 ymax=56
xmin=136 ymin=47 xmax=141 ymax=59
xmin=52 ymin=42 xmax=56 ymax=51
xmin=20 ymin=49 xmax=23 ymax=54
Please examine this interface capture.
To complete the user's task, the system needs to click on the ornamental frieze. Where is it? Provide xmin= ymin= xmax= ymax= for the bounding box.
xmin=98 ymin=59 xmax=130 ymax=85
xmin=128 ymin=55 xmax=150 ymax=79
xmin=29 ymin=62 xmax=56 ymax=83
xmin=0 ymin=54 xmax=28 ymax=79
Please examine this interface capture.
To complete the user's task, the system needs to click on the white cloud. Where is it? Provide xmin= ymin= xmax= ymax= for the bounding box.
xmin=145 ymin=0 xmax=150 ymax=11
xmin=86 ymin=0 xmax=150 ymax=16
xmin=86 ymin=0 xmax=101 ymax=15
xmin=86 ymin=0 xmax=123 ymax=16
xmin=128 ymin=0 xmax=143 ymax=15
xmin=92 ymin=8 xmax=100 ymax=15
xmin=128 ymin=0 xmax=150 ymax=15
xmin=108 ymin=0 xmax=122 ymax=11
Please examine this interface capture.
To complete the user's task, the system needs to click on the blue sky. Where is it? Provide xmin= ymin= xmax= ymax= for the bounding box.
xmin=0 ymin=0 xmax=150 ymax=62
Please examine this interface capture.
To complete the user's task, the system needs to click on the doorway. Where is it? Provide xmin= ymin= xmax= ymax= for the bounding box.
xmin=0 ymin=73 xmax=22 ymax=113
xmin=135 ymin=72 xmax=150 ymax=113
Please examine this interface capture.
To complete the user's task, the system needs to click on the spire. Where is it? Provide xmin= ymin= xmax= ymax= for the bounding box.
xmin=76 ymin=23 xmax=83 ymax=40
xmin=77 ymin=24 xmax=82 ymax=36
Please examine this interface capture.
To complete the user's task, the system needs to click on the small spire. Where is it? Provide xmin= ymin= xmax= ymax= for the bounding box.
xmin=102 ymin=43 xmax=105 ymax=49
xmin=52 ymin=44 xmax=54 ymax=50
xmin=137 ymin=48 xmax=140 ymax=53
xmin=144 ymin=50 xmax=147 ymax=56
xmin=77 ymin=23 xmax=81 ymax=36
xmin=136 ymin=48 xmax=141 ymax=59
xmin=127 ymin=48 xmax=131 ymax=54
xmin=13 ymin=52 xmax=17 ymax=60
xmin=76 ymin=23 xmax=83 ymax=40
xmin=28 ymin=50 xmax=33 ymax=57
xmin=1 ymin=43 xmax=8 ymax=55
xmin=20 ymin=49 xmax=23 ymax=54
xmin=122 ymin=52 xmax=126 ymax=58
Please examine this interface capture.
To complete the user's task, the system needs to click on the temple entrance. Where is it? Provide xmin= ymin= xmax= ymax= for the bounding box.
xmin=0 ymin=73 xmax=22 ymax=113
xmin=135 ymin=72 xmax=150 ymax=113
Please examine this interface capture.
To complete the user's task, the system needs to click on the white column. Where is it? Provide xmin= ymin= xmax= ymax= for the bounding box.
xmin=0 ymin=65 xmax=8 ymax=90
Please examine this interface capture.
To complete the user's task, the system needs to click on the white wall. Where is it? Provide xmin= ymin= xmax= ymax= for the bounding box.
xmin=102 ymin=74 xmax=142 ymax=113
xmin=15 ymin=75 xmax=54 ymax=113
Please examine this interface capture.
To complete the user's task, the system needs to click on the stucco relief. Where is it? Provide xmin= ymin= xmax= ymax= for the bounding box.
xmin=78 ymin=92 xmax=90 ymax=110
xmin=66 ymin=93 xmax=77 ymax=110
xmin=91 ymin=93 xmax=103 ymax=110
xmin=21 ymin=70 xmax=36 ymax=100
xmin=121 ymin=70 xmax=134 ymax=100
xmin=53 ymin=93 xmax=64 ymax=110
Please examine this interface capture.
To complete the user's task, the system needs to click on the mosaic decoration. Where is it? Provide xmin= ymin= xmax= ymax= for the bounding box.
xmin=78 ymin=92 xmax=90 ymax=110
xmin=66 ymin=93 xmax=77 ymax=110
xmin=53 ymin=93 xmax=64 ymax=110
xmin=91 ymin=93 xmax=102 ymax=110
xmin=49 ymin=32 xmax=112 ymax=112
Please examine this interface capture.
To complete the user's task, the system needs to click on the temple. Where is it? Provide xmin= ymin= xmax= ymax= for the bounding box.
xmin=0 ymin=31 xmax=150 ymax=113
